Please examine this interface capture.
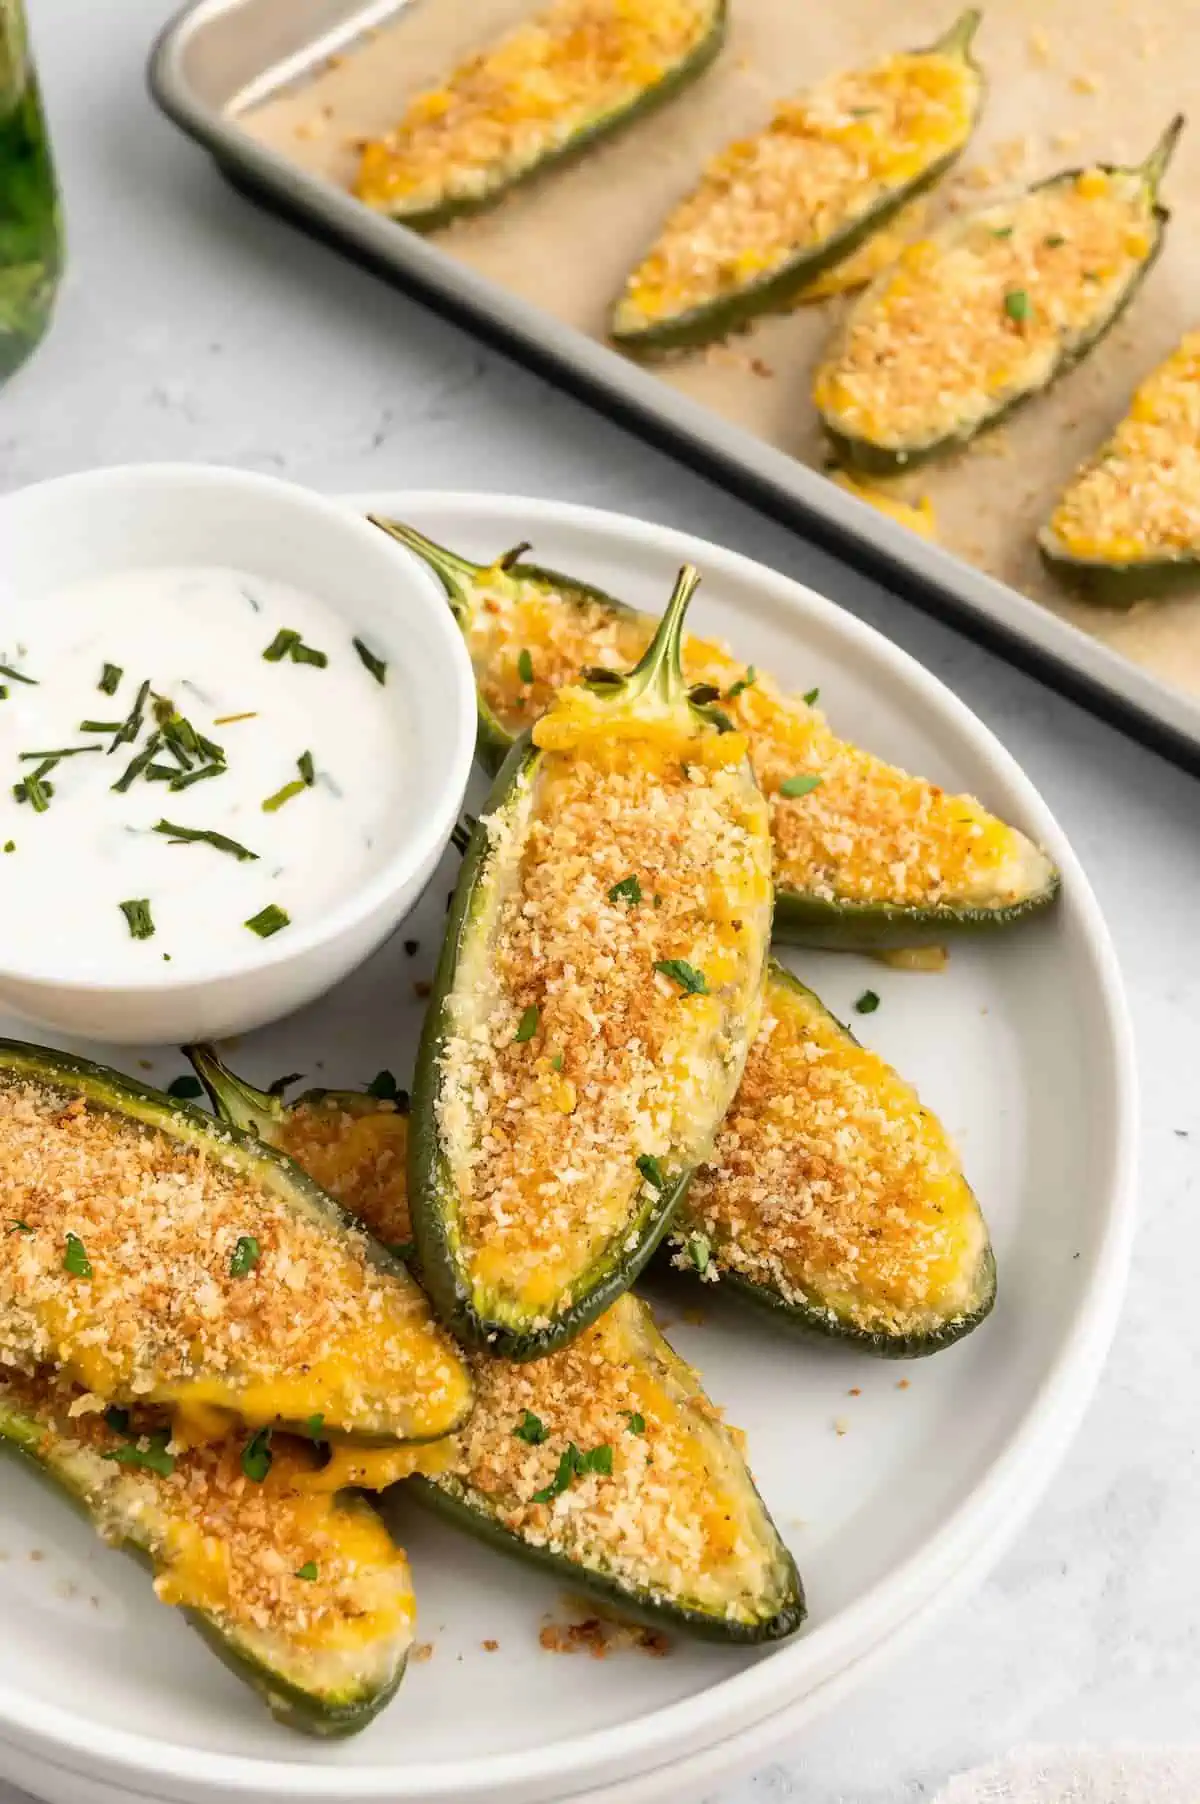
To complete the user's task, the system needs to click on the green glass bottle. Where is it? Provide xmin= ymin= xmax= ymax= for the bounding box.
xmin=0 ymin=0 xmax=62 ymax=383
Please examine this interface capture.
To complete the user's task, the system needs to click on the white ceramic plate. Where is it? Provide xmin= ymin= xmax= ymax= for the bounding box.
xmin=0 ymin=493 xmax=1136 ymax=1804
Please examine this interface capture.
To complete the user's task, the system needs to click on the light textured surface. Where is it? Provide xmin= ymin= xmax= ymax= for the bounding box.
xmin=1 ymin=1 xmax=1197 ymax=1799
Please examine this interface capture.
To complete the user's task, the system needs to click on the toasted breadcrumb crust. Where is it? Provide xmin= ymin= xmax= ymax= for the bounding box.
xmin=795 ymin=196 xmax=928 ymax=304
xmin=277 ymin=1102 xmax=411 ymax=1249
xmin=614 ymin=49 xmax=974 ymax=333
xmin=680 ymin=977 xmax=989 ymax=1337
xmin=0 ymin=1079 xmax=461 ymax=1427
xmin=436 ymin=724 xmax=770 ymax=1315
xmin=1042 ymin=328 xmax=1200 ymax=563
xmin=815 ymin=169 xmax=1157 ymax=452
xmin=466 ymin=571 xmax=1044 ymax=909
xmin=433 ymin=1294 xmax=790 ymax=1621
xmin=0 ymin=1370 xmax=413 ymax=1649
xmin=356 ymin=0 xmax=715 ymax=218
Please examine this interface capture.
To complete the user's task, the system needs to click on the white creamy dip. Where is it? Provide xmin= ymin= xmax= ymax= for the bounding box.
xmin=0 ymin=565 xmax=411 ymax=977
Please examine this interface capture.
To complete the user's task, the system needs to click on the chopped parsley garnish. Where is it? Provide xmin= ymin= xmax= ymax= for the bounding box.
xmin=725 ymin=666 xmax=757 ymax=700
xmin=98 ymin=663 xmax=123 ymax=696
xmin=517 ymin=648 xmax=534 ymax=684
xmin=229 ymin=1234 xmax=261 ymax=1277
xmin=803 ymin=687 xmax=820 ymax=706
xmin=636 ymin=1153 xmax=666 ymax=1191
xmin=104 ymin=1406 xmax=130 ymax=1434
xmin=0 ymin=662 xmax=36 ymax=686
xmin=262 ymin=628 xmax=327 ymax=668
xmin=991 ymin=224 xmax=1014 ymax=238
xmin=550 ymin=1051 xmax=564 ymax=1071
xmin=532 ymin=1441 xmax=613 ymax=1504
xmin=245 ymin=903 xmax=290 ymax=938
xmin=514 ymin=1005 xmax=540 ymax=1043
xmin=367 ymin=1069 xmax=402 ymax=1101
xmin=1004 ymin=288 xmax=1032 ymax=324
xmin=154 ymin=820 xmax=258 ymax=861
xmin=294 ymin=1562 xmax=319 ymax=1582
xmin=63 ymin=1232 xmax=92 ymax=1278
xmin=166 ymin=1075 xmax=204 ymax=1100
xmin=241 ymin=1427 xmax=273 ymax=1483
xmin=654 ymin=958 xmax=708 ymax=995
xmin=305 ymin=1415 xmax=325 ymax=1437
xmin=353 ymin=638 xmax=388 ymax=685
xmin=779 ymin=773 xmax=823 ymax=799
xmin=514 ymin=1410 xmax=548 ymax=1445
xmin=1044 ymin=233 xmax=1066 ymax=248
xmin=608 ymin=874 xmax=642 ymax=906
xmin=686 ymin=1232 xmax=712 ymax=1275
xmin=7 ymin=1220 xmax=31 ymax=1234
xmin=626 ymin=1412 xmax=646 ymax=1435
xmin=855 ymin=989 xmax=881 ymax=1014
xmin=108 ymin=678 xmax=150 ymax=754
xmin=119 ymin=898 xmax=155 ymax=940
xmin=103 ymin=1429 xmax=175 ymax=1478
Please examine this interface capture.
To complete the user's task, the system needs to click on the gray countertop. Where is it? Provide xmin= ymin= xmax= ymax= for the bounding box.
xmin=3 ymin=3 xmax=1198 ymax=1799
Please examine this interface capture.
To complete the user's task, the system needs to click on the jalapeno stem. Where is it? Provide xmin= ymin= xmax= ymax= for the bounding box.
xmin=621 ymin=564 xmax=701 ymax=707
xmin=929 ymin=7 xmax=981 ymax=58
xmin=184 ymin=1042 xmax=283 ymax=1140
xmin=368 ymin=518 xmax=482 ymax=622
xmin=1141 ymin=114 xmax=1185 ymax=195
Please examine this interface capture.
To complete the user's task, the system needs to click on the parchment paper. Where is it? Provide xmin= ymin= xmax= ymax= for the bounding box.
xmin=244 ymin=0 xmax=1200 ymax=694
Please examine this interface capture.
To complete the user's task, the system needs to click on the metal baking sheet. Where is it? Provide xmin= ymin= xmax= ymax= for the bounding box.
xmin=149 ymin=0 xmax=1200 ymax=772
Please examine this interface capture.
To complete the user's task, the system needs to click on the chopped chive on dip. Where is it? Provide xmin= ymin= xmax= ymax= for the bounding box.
xmin=263 ymin=751 xmax=316 ymax=813
xmin=63 ymin=1232 xmax=92 ymax=1278
xmin=0 ymin=663 xmax=37 ymax=686
xmin=353 ymin=638 xmax=387 ymax=685
xmin=855 ymin=989 xmax=881 ymax=1015
xmin=654 ymin=958 xmax=708 ymax=996
xmin=78 ymin=719 xmax=123 ymax=734
xmin=98 ymin=663 xmax=123 ymax=696
xmin=119 ymin=898 xmax=155 ymax=940
xmin=241 ymin=1427 xmax=273 ymax=1483
xmin=166 ymin=1074 xmax=204 ymax=1100
xmin=262 ymin=628 xmax=327 ymax=668
xmin=245 ymin=903 xmax=290 ymax=939
xmin=229 ymin=1234 xmax=261 ymax=1277
xmin=514 ymin=1004 xmax=540 ymax=1043
xmin=19 ymin=745 xmax=100 ymax=762
xmin=779 ymin=773 xmax=822 ymax=799
xmin=1004 ymin=288 xmax=1032 ymax=324
xmin=154 ymin=820 xmax=258 ymax=862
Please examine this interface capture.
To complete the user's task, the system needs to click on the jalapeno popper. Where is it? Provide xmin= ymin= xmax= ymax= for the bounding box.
xmin=378 ymin=521 xmax=1057 ymax=948
xmin=815 ymin=118 xmax=1184 ymax=472
xmin=189 ymin=1047 xmax=805 ymax=1644
xmin=0 ymin=1376 xmax=415 ymax=1734
xmin=611 ymin=10 xmax=983 ymax=354
xmin=355 ymin=0 xmax=726 ymax=231
xmin=407 ymin=567 xmax=772 ymax=1358
xmin=669 ymin=962 xmax=994 ymax=1356
xmin=0 ymin=1043 xmax=472 ymax=1444
xmin=1040 ymin=328 xmax=1200 ymax=603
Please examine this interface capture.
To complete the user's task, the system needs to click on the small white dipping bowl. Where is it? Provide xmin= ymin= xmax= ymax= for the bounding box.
xmin=0 ymin=464 xmax=475 ymax=1044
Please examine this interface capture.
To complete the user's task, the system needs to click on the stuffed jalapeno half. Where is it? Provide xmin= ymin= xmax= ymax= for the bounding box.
xmin=0 ymin=1373 xmax=415 ymax=1735
xmin=355 ymin=0 xmax=726 ymax=232
xmin=669 ymin=961 xmax=995 ymax=1355
xmin=815 ymin=117 xmax=1184 ymax=472
xmin=611 ymin=10 xmax=984 ymax=354
xmin=1040 ymin=327 xmax=1200 ymax=603
xmin=190 ymin=1047 xmax=804 ymax=1644
xmin=409 ymin=566 xmax=772 ymax=1358
xmin=0 ymin=1042 xmax=472 ymax=1445
xmin=377 ymin=520 xmax=1058 ymax=947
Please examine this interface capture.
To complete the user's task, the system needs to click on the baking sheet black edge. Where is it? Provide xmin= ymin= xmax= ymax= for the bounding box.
xmin=213 ymin=155 xmax=1200 ymax=781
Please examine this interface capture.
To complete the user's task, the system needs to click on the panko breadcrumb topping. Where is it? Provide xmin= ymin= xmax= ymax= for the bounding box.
xmin=1043 ymin=329 xmax=1200 ymax=564
xmin=465 ymin=570 xmax=1048 ymax=909
xmin=681 ymin=977 xmax=990 ymax=1336
xmin=436 ymin=720 xmax=770 ymax=1315
xmin=277 ymin=1101 xmax=411 ymax=1250
xmin=815 ymin=169 xmax=1158 ymax=452
xmin=356 ymin=0 xmax=715 ymax=218
xmin=0 ymin=1369 xmax=414 ymax=1650
xmin=0 ymin=1078 xmax=463 ymax=1430
xmin=614 ymin=46 xmax=976 ymax=333
xmin=432 ymin=1295 xmax=790 ymax=1622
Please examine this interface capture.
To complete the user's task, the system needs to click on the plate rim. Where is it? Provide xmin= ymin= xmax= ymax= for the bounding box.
xmin=0 ymin=490 xmax=1138 ymax=1804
